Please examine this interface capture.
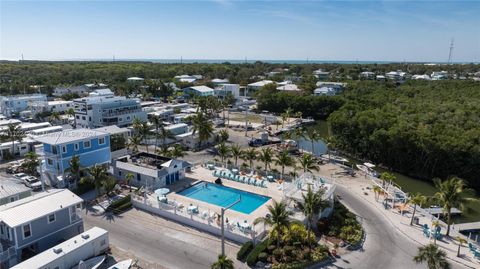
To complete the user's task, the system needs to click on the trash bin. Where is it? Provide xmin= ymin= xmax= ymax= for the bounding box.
xmin=414 ymin=217 xmax=420 ymax=225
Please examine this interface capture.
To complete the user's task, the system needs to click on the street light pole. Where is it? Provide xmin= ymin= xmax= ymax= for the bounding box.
xmin=221 ymin=196 xmax=241 ymax=256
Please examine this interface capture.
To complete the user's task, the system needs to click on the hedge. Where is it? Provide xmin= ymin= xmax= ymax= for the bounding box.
xmin=73 ymin=181 xmax=95 ymax=195
xmin=106 ymin=195 xmax=132 ymax=213
xmin=236 ymin=241 xmax=253 ymax=261
xmin=246 ymin=239 xmax=269 ymax=266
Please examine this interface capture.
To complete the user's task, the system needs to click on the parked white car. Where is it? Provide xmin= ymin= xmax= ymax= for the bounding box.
xmin=22 ymin=176 xmax=42 ymax=190
xmin=14 ymin=173 xmax=28 ymax=179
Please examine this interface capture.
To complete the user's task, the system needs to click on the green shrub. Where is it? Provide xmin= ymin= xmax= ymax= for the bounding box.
xmin=236 ymin=241 xmax=253 ymax=261
xmin=73 ymin=181 xmax=95 ymax=195
xmin=246 ymin=239 xmax=269 ymax=266
xmin=106 ymin=195 xmax=132 ymax=213
xmin=258 ymin=252 xmax=268 ymax=263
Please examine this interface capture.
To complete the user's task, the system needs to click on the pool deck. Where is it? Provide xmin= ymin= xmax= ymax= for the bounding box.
xmin=165 ymin=167 xmax=286 ymax=226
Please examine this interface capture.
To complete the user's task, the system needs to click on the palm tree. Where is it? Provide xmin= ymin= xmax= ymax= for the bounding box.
xmin=281 ymin=107 xmax=294 ymax=128
xmin=413 ymin=244 xmax=450 ymax=269
xmin=138 ymin=122 xmax=153 ymax=153
xmin=258 ymin=147 xmax=274 ymax=173
xmin=230 ymin=144 xmax=242 ymax=167
xmin=372 ymin=185 xmax=382 ymax=201
xmin=128 ymin=135 xmax=142 ymax=153
xmin=299 ymin=153 xmax=319 ymax=173
xmin=275 ymin=150 xmax=294 ymax=180
xmin=150 ymin=115 xmax=162 ymax=153
xmin=132 ymin=117 xmax=143 ymax=136
xmin=455 ymin=236 xmax=467 ymax=257
xmin=210 ymin=254 xmax=234 ymax=269
xmin=218 ymin=129 xmax=229 ymax=143
xmin=254 ymin=200 xmax=292 ymax=248
xmin=66 ymin=108 xmax=76 ymax=127
xmin=2 ymin=123 xmax=25 ymax=157
xmin=22 ymin=152 xmax=39 ymax=175
xmin=191 ymin=112 xmax=214 ymax=148
xmin=81 ymin=165 xmax=111 ymax=197
xmin=433 ymin=177 xmax=476 ymax=236
xmin=324 ymin=135 xmax=336 ymax=160
xmin=66 ymin=155 xmax=81 ymax=184
xmin=408 ymin=193 xmax=427 ymax=226
xmin=216 ymin=143 xmax=230 ymax=167
xmin=431 ymin=220 xmax=442 ymax=245
xmin=49 ymin=111 xmax=61 ymax=124
xmin=168 ymin=144 xmax=185 ymax=159
xmin=125 ymin=173 xmax=134 ymax=192
xmin=242 ymin=148 xmax=257 ymax=172
xmin=294 ymin=186 xmax=328 ymax=250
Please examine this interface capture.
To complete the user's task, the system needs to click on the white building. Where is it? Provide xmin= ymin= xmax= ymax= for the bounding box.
xmin=73 ymin=90 xmax=147 ymax=128
xmin=214 ymin=84 xmax=240 ymax=99
xmin=385 ymin=71 xmax=406 ymax=80
xmin=412 ymin=74 xmax=431 ymax=80
xmin=11 ymin=227 xmax=109 ymax=269
xmin=0 ymin=94 xmax=47 ymax=117
xmin=431 ymin=71 xmax=448 ymax=80
xmin=277 ymin=84 xmax=301 ymax=92
xmin=31 ymin=100 xmax=73 ymax=115
xmin=376 ymin=75 xmax=386 ymax=81
xmin=53 ymin=83 xmax=108 ymax=97
xmin=127 ymin=77 xmax=144 ymax=82
xmin=313 ymin=69 xmax=330 ymax=80
xmin=246 ymin=80 xmax=274 ymax=96
xmin=360 ymin=71 xmax=376 ymax=80
xmin=314 ymin=87 xmax=337 ymax=96
xmin=174 ymin=75 xmax=198 ymax=83
xmin=211 ymin=78 xmax=229 ymax=85
xmin=183 ymin=86 xmax=215 ymax=97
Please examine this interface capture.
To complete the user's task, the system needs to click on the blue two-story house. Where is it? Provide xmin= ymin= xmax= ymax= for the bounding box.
xmin=0 ymin=189 xmax=84 ymax=268
xmin=35 ymin=129 xmax=111 ymax=188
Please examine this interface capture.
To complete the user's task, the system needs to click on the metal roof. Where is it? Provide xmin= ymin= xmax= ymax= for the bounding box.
xmin=0 ymin=178 xmax=31 ymax=200
xmin=34 ymin=128 xmax=108 ymax=145
xmin=0 ymin=189 xmax=83 ymax=227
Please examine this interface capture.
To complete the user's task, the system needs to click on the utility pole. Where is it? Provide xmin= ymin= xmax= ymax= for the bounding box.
xmin=448 ymin=38 xmax=454 ymax=64
xmin=245 ymin=107 xmax=248 ymax=137
xmin=221 ymin=197 xmax=241 ymax=256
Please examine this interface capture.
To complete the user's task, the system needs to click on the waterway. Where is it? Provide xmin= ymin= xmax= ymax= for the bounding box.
xmin=306 ymin=120 xmax=480 ymax=223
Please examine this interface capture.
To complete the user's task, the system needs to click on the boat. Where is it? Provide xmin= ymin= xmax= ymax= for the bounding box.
xmin=356 ymin=162 xmax=379 ymax=177
xmin=107 ymin=259 xmax=133 ymax=269
xmin=73 ymin=255 xmax=106 ymax=269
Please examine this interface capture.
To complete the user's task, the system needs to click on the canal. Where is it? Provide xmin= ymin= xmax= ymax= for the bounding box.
xmin=307 ymin=120 xmax=480 ymax=223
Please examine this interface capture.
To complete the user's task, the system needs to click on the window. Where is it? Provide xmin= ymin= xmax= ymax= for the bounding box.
xmin=52 ymin=146 xmax=57 ymax=154
xmin=9 ymin=197 xmax=15 ymax=203
xmin=118 ymin=171 xmax=122 ymax=177
xmin=84 ymin=140 xmax=91 ymax=148
xmin=47 ymin=159 xmax=53 ymax=165
xmin=82 ymin=116 xmax=86 ymax=120
xmin=89 ymin=117 xmax=91 ymax=121
xmin=23 ymin=224 xmax=31 ymax=239
xmin=62 ymin=146 xmax=67 ymax=153
xmin=99 ymin=137 xmax=105 ymax=145
xmin=76 ymin=115 xmax=80 ymax=119
xmin=126 ymin=116 xmax=131 ymax=120
xmin=48 ymin=213 xmax=56 ymax=223
xmin=74 ymin=143 xmax=79 ymax=151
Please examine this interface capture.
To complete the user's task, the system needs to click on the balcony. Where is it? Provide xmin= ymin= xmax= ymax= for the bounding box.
xmin=0 ymin=239 xmax=15 ymax=262
xmin=102 ymin=108 xmax=142 ymax=118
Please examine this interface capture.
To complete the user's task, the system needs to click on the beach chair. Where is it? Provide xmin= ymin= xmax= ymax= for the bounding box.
xmin=251 ymin=179 xmax=257 ymax=186
xmin=261 ymin=180 xmax=267 ymax=188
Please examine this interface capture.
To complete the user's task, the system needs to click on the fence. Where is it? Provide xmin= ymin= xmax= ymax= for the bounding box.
xmin=131 ymin=194 xmax=265 ymax=244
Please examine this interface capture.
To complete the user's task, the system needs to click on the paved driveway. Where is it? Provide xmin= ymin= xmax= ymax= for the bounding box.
xmin=83 ymin=208 xmax=247 ymax=269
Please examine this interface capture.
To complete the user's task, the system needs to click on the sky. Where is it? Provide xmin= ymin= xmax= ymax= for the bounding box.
xmin=0 ymin=0 xmax=479 ymax=62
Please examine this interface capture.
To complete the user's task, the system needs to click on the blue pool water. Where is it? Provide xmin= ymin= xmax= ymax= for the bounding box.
xmin=178 ymin=182 xmax=270 ymax=214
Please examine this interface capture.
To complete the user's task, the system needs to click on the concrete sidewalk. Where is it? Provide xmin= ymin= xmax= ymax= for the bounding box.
xmin=319 ymin=163 xmax=479 ymax=269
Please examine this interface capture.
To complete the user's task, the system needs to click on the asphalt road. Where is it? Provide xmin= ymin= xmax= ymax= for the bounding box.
xmin=83 ymin=208 xmax=246 ymax=269
xmin=325 ymin=185 xmax=465 ymax=269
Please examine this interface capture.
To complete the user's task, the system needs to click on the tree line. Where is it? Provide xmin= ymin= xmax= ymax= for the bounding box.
xmin=328 ymin=80 xmax=480 ymax=191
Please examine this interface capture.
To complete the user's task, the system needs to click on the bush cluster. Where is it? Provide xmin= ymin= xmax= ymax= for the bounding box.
xmin=106 ymin=195 xmax=132 ymax=214
xmin=236 ymin=241 xmax=253 ymax=261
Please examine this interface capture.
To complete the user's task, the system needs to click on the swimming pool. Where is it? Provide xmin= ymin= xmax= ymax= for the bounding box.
xmin=178 ymin=182 xmax=270 ymax=214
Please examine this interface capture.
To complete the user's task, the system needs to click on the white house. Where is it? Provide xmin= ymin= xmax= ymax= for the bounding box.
xmin=31 ymin=100 xmax=73 ymax=115
xmin=0 ymin=94 xmax=47 ymax=117
xmin=214 ymin=84 xmax=240 ymax=99
xmin=182 ymin=86 xmax=215 ymax=97
xmin=127 ymin=77 xmax=144 ymax=82
xmin=313 ymin=69 xmax=329 ymax=80
xmin=412 ymin=74 xmax=431 ymax=80
xmin=246 ymin=80 xmax=274 ymax=96
xmin=112 ymin=152 xmax=192 ymax=191
xmin=431 ymin=71 xmax=448 ymax=80
xmin=277 ymin=83 xmax=301 ymax=92
xmin=174 ymin=75 xmax=198 ymax=83
xmin=360 ymin=71 xmax=376 ymax=80
xmin=211 ymin=78 xmax=229 ymax=85
xmin=314 ymin=87 xmax=337 ymax=96
xmin=53 ymin=83 xmax=108 ymax=97
xmin=385 ymin=71 xmax=406 ymax=80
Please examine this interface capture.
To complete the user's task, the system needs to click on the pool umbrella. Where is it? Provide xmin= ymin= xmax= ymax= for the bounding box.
xmin=155 ymin=188 xmax=170 ymax=196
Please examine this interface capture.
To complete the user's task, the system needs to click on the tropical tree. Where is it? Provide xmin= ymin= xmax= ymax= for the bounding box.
xmin=242 ymin=148 xmax=257 ymax=172
xmin=254 ymin=200 xmax=292 ymax=248
xmin=372 ymin=185 xmax=382 ymax=201
xmin=306 ymin=129 xmax=320 ymax=155
xmin=275 ymin=150 xmax=294 ymax=180
xmin=431 ymin=220 xmax=442 ymax=245
xmin=294 ymin=186 xmax=328 ymax=250
xmin=380 ymin=172 xmax=396 ymax=190
xmin=455 ymin=236 xmax=467 ymax=257
xmin=408 ymin=193 xmax=427 ymax=226
xmin=66 ymin=155 xmax=81 ymax=184
xmin=413 ymin=244 xmax=450 ymax=269
xmin=218 ymin=129 xmax=229 ymax=143
xmin=48 ymin=111 xmax=61 ymax=124
xmin=216 ymin=143 xmax=230 ymax=167
xmin=168 ymin=144 xmax=185 ymax=159
xmin=210 ymin=254 xmax=234 ymax=269
xmin=281 ymin=107 xmax=294 ymax=128
xmin=132 ymin=117 xmax=143 ymax=136
xmin=138 ymin=122 xmax=153 ymax=153
xmin=125 ymin=173 xmax=134 ymax=192
xmin=258 ymin=147 xmax=274 ymax=173
xmin=22 ymin=152 xmax=39 ymax=175
xmin=191 ymin=112 xmax=214 ymax=148
xmin=128 ymin=135 xmax=142 ymax=153
xmin=150 ymin=115 xmax=162 ymax=153
xmin=230 ymin=144 xmax=242 ymax=167
xmin=2 ymin=123 xmax=25 ymax=157
xmin=433 ymin=177 xmax=476 ymax=236
xmin=81 ymin=165 xmax=111 ymax=196
xmin=299 ymin=153 xmax=319 ymax=173
xmin=324 ymin=135 xmax=336 ymax=160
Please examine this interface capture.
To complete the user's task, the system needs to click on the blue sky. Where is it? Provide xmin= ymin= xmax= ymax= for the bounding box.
xmin=1 ymin=0 xmax=479 ymax=62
